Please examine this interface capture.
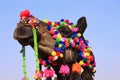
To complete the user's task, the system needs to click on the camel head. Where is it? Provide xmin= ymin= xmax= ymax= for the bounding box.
xmin=13 ymin=10 xmax=96 ymax=80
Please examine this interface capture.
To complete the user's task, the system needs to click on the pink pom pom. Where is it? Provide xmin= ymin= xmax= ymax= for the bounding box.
xmin=22 ymin=77 xmax=28 ymax=80
xmin=62 ymin=38 xmax=67 ymax=42
xmin=71 ymin=42 xmax=75 ymax=48
xmin=44 ymin=69 xmax=55 ymax=78
xmin=34 ymin=71 xmax=43 ymax=79
xmin=50 ymin=29 xmax=55 ymax=35
xmin=22 ymin=77 xmax=25 ymax=80
xmin=65 ymin=42 xmax=69 ymax=47
xmin=53 ymin=35 xmax=58 ymax=39
xmin=36 ymin=73 xmax=42 ymax=78
xmin=59 ymin=64 xmax=70 ymax=76
xmin=72 ymin=28 xmax=78 ymax=32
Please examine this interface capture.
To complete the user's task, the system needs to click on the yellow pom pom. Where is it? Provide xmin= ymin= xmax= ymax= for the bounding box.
xmin=52 ymin=51 xmax=56 ymax=56
xmin=68 ymin=25 xmax=72 ymax=29
xmin=79 ymin=61 xmax=84 ymax=65
xmin=59 ymin=44 xmax=62 ymax=48
xmin=85 ymin=52 xmax=90 ymax=56
xmin=57 ymin=33 xmax=62 ymax=38
xmin=43 ymin=19 xmax=48 ymax=23
xmin=59 ymin=53 xmax=63 ymax=58
xmin=52 ymin=22 xmax=55 ymax=26
xmin=93 ymin=67 xmax=96 ymax=72
xmin=34 ymin=75 xmax=37 ymax=79
xmin=77 ymin=33 xmax=81 ymax=37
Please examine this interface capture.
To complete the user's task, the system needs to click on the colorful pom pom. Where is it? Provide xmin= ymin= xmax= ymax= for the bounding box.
xmin=20 ymin=9 xmax=30 ymax=19
xmin=43 ymin=69 xmax=55 ymax=78
xmin=72 ymin=62 xmax=82 ymax=73
xmin=57 ymin=33 xmax=62 ymax=38
xmin=34 ymin=70 xmax=43 ymax=79
xmin=92 ymin=67 xmax=96 ymax=72
xmin=59 ymin=53 xmax=63 ymax=58
xmin=53 ymin=34 xmax=58 ymax=39
xmin=79 ymin=60 xmax=84 ymax=65
xmin=22 ymin=77 xmax=29 ymax=80
xmin=77 ymin=33 xmax=81 ymax=37
xmin=60 ymin=19 xmax=64 ymax=22
xmin=43 ymin=19 xmax=48 ymax=23
xmin=50 ymin=29 xmax=55 ymax=35
xmin=47 ymin=21 xmax=52 ymax=25
xmin=59 ymin=64 xmax=70 ymax=75
xmin=65 ymin=19 xmax=69 ymax=23
xmin=51 ymin=51 xmax=56 ymax=56
xmin=60 ymin=22 xmax=66 ymax=26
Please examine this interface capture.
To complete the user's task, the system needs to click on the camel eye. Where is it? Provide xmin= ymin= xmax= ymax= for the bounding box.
xmin=58 ymin=26 xmax=72 ymax=38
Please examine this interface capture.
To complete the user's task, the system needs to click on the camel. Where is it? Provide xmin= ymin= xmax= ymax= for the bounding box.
xmin=14 ymin=10 xmax=96 ymax=80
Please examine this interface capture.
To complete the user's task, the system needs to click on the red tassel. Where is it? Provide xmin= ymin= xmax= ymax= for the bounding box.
xmin=20 ymin=9 xmax=30 ymax=19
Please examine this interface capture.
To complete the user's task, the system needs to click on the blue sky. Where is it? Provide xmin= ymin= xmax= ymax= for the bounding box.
xmin=0 ymin=0 xmax=120 ymax=80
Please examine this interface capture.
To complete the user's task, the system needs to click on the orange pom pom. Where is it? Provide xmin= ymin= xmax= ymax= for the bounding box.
xmin=72 ymin=62 xmax=81 ymax=73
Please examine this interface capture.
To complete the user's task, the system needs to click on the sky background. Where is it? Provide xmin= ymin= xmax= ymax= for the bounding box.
xmin=0 ymin=0 xmax=120 ymax=80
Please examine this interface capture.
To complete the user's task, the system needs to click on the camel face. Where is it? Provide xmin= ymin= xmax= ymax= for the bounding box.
xmin=14 ymin=21 xmax=34 ymax=46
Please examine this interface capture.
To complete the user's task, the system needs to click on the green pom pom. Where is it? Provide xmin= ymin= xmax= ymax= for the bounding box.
xmin=89 ymin=65 xmax=92 ymax=69
xmin=56 ymin=26 xmax=60 ymax=30
xmin=75 ymin=44 xmax=78 ymax=48
xmin=60 ymin=22 xmax=66 ymax=26
xmin=68 ymin=38 xmax=71 ymax=42
xmin=56 ymin=38 xmax=61 ymax=42
xmin=87 ymin=47 xmax=92 ymax=51
xmin=72 ymin=24 xmax=76 ymax=28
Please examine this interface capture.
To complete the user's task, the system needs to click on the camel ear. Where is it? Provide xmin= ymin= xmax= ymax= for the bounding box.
xmin=76 ymin=17 xmax=87 ymax=34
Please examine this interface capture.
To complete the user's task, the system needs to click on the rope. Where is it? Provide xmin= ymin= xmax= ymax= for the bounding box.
xmin=22 ymin=46 xmax=29 ymax=80
xmin=32 ymin=28 xmax=40 ymax=71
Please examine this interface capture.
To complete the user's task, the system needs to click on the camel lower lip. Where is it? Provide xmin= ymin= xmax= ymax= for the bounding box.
xmin=18 ymin=36 xmax=33 ymax=46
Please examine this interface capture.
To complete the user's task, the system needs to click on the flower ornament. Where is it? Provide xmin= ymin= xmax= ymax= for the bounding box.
xmin=43 ymin=68 xmax=55 ymax=78
xmin=59 ymin=64 xmax=70 ymax=76
xmin=72 ymin=62 xmax=82 ymax=73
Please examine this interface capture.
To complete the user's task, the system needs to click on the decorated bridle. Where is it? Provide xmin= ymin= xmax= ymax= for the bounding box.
xmin=19 ymin=10 xmax=96 ymax=80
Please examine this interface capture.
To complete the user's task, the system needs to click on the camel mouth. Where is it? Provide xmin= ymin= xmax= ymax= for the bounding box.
xmin=14 ymin=27 xmax=34 ymax=46
xmin=17 ymin=36 xmax=33 ymax=46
